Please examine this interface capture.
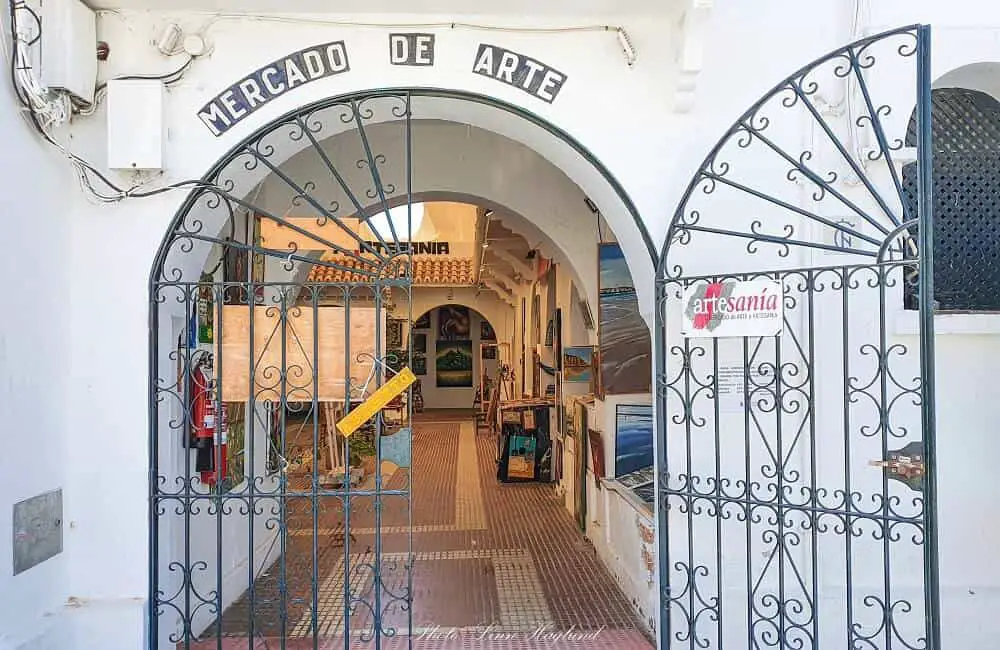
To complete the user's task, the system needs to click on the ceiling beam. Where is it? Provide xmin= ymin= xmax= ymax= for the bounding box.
xmin=492 ymin=248 xmax=534 ymax=280
xmin=482 ymin=280 xmax=516 ymax=306
xmin=486 ymin=267 xmax=522 ymax=290
xmin=487 ymin=235 xmax=524 ymax=251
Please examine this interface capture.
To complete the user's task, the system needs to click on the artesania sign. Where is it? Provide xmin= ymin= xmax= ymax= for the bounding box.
xmin=198 ymin=35 xmax=567 ymax=136
xmin=681 ymin=279 xmax=784 ymax=338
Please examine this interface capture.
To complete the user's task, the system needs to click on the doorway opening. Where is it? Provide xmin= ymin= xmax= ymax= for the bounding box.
xmin=148 ymin=90 xmax=656 ymax=649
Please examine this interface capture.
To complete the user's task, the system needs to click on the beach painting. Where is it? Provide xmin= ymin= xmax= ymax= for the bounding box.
xmin=615 ymin=404 xmax=654 ymax=477
xmin=435 ymin=339 xmax=473 ymax=387
xmin=599 ymin=243 xmax=651 ymax=395
xmin=563 ymin=346 xmax=594 ymax=384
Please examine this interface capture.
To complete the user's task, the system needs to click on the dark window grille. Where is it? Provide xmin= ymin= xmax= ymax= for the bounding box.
xmin=903 ymin=87 xmax=1000 ymax=311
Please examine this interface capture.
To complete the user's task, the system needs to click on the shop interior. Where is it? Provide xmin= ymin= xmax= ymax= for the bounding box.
xmin=180 ymin=192 xmax=658 ymax=641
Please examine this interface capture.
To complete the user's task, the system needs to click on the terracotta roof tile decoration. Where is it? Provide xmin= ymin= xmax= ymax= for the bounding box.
xmin=307 ymin=254 xmax=475 ymax=285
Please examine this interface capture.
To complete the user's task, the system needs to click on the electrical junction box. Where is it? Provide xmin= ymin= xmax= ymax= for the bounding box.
xmin=40 ymin=0 xmax=97 ymax=105
xmin=107 ymin=79 xmax=165 ymax=170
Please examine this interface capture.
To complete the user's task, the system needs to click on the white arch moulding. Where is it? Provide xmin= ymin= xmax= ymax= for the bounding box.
xmin=152 ymin=89 xmax=658 ymax=324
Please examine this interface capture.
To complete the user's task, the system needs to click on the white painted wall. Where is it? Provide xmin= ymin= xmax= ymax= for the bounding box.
xmin=582 ymin=393 xmax=656 ymax=633
xmin=0 ymin=32 xmax=73 ymax=649
xmin=257 ymin=120 xmax=601 ymax=309
xmin=6 ymin=1 xmax=1000 ymax=647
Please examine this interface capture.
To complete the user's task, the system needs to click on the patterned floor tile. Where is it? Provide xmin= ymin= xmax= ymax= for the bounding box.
xmin=187 ymin=411 xmax=652 ymax=649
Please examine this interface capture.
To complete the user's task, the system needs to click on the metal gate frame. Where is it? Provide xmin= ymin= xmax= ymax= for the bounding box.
xmin=148 ymin=91 xmax=419 ymax=648
xmin=146 ymin=88 xmax=661 ymax=649
xmin=653 ymin=25 xmax=940 ymax=650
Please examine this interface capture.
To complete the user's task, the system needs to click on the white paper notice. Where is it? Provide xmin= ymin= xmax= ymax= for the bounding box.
xmin=715 ymin=364 xmax=771 ymax=413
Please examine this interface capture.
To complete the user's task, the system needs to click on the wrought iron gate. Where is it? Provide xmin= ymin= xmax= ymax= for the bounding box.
xmin=150 ymin=92 xmax=416 ymax=648
xmin=654 ymin=25 xmax=940 ymax=649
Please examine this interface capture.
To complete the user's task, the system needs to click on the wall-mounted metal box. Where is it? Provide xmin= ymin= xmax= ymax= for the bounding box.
xmin=13 ymin=489 xmax=63 ymax=575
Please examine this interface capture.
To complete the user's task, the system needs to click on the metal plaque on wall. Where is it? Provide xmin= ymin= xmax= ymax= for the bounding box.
xmin=13 ymin=489 xmax=63 ymax=575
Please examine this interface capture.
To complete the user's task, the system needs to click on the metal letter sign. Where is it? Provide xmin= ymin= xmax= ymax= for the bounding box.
xmin=336 ymin=367 xmax=417 ymax=436
xmin=471 ymin=44 xmax=568 ymax=103
xmin=389 ymin=33 xmax=435 ymax=66
xmin=197 ymin=41 xmax=351 ymax=136
xmin=680 ymin=278 xmax=783 ymax=338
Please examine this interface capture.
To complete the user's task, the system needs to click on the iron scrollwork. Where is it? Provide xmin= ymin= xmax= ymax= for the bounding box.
xmin=653 ymin=25 xmax=939 ymax=650
xmin=151 ymin=92 xmax=417 ymax=647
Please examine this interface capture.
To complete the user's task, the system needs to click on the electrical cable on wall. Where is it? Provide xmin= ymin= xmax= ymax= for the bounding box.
xmin=4 ymin=0 xmax=214 ymax=203
xmin=8 ymin=3 xmax=636 ymax=204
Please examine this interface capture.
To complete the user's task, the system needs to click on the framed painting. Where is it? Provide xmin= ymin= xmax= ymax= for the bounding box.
xmin=414 ymin=312 xmax=431 ymax=329
xmin=480 ymin=318 xmax=496 ymax=341
xmin=563 ymin=346 xmax=594 ymax=385
xmin=386 ymin=319 xmax=404 ymax=348
xmin=438 ymin=305 xmax=471 ymax=340
xmin=598 ymin=243 xmax=651 ymax=396
xmin=436 ymin=339 xmax=473 ymax=387
xmin=588 ymin=429 xmax=606 ymax=481
xmin=614 ymin=404 xmax=653 ymax=477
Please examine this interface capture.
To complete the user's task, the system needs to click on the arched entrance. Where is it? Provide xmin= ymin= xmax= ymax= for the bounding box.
xmin=148 ymin=90 xmax=655 ymax=649
xmin=653 ymin=25 xmax=941 ymax=650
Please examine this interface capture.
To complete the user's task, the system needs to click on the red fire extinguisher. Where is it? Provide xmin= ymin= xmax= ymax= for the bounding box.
xmin=191 ymin=362 xmax=226 ymax=486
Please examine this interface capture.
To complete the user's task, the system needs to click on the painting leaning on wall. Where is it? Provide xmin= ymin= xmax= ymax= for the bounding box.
xmin=598 ymin=243 xmax=652 ymax=395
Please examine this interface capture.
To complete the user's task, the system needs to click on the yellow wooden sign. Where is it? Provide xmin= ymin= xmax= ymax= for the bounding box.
xmin=336 ymin=367 xmax=417 ymax=437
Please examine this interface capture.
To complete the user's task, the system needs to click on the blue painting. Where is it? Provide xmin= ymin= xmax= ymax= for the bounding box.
xmin=563 ymin=346 xmax=594 ymax=384
xmin=599 ymin=243 xmax=651 ymax=395
xmin=615 ymin=404 xmax=653 ymax=477
xmin=380 ymin=427 xmax=411 ymax=468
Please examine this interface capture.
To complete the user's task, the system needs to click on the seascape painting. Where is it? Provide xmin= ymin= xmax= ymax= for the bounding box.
xmin=435 ymin=339 xmax=473 ymax=387
xmin=615 ymin=404 xmax=653 ymax=477
xmin=599 ymin=243 xmax=652 ymax=395
xmin=563 ymin=346 xmax=594 ymax=384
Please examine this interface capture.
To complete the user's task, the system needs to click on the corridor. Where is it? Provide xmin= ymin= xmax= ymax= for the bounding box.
xmin=204 ymin=412 xmax=654 ymax=649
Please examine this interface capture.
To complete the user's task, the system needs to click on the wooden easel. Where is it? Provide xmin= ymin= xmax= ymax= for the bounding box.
xmin=486 ymin=364 xmax=516 ymax=436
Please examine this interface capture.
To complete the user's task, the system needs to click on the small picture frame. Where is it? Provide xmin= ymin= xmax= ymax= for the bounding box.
xmin=387 ymin=319 xmax=404 ymax=348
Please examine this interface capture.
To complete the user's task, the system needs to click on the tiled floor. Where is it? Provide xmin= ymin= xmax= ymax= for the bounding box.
xmin=191 ymin=411 xmax=653 ymax=649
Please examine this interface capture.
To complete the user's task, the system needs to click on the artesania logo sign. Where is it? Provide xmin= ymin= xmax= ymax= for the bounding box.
xmin=681 ymin=279 xmax=784 ymax=338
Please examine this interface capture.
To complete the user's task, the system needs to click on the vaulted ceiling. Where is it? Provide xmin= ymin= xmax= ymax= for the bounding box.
xmin=302 ymin=201 xmax=542 ymax=302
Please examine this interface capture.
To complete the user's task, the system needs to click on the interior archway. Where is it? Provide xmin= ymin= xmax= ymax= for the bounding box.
xmin=407 ymin=303 xmax=501 ymax=411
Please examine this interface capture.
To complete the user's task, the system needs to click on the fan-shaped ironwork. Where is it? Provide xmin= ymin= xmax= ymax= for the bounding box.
xmin=659 ymin=25 xmax=925 ymax=280
xmin=149 ymin=91 xmax=417 ymax=649
xmin=653 ymin=25 xmax=940 ymax=650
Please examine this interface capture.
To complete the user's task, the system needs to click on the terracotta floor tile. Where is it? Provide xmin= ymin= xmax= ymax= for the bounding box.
xmin=181 ymin=411 xmax=653 ymax=649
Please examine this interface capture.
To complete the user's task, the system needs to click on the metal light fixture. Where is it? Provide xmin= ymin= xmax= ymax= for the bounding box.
xmin=617 ymin=27 xmax=637 ymax=67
